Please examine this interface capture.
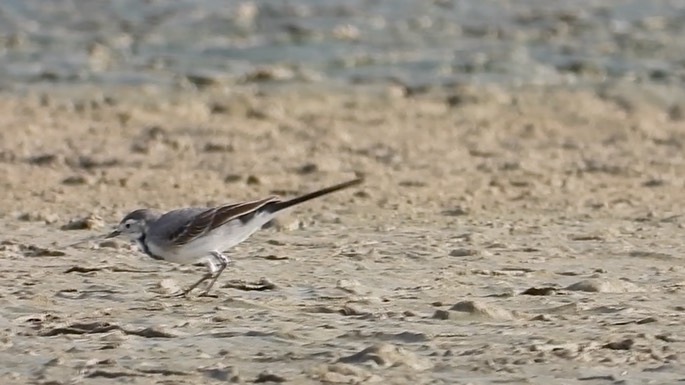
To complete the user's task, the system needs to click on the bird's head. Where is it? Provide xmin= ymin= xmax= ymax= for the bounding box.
xmin=106 ymin=209 xmax=159 ymax=241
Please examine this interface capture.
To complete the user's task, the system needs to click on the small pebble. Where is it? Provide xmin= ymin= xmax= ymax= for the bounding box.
xmin=603 ymin=339 xmax=634 ymax=350
xmin=442 ymin=207 xmax=468 ymax=216
xmin=62 ymin=175 xmax=92 ymax=186
xmin=17 ymin=211 xmax=60 ymax=224
xmin=203 ymin=142 xmax=234 ymax=153
xmin=297 ymin=163 xmax=318 ymax=175
xmin=449 ymin=248 xmax=477 ymax=257
xmin=61 ymin=214 xmax=105 ymax=231
xmin=521 ymin=287 xmax=557 ymax=296
xmin=98 ymin=240 xmax=121 ymax=249
xmin=246 ymin=175 xmax=261 ymax=185
xmin=28 ymin=153 xmax=62 ymax=166
xmin=254 ymin=371 xmax=286 ymax=383
xmin=224 ymin=174 xmax=242 ymax=183
xmin=432 ymin=310 xmax=451 ymax=320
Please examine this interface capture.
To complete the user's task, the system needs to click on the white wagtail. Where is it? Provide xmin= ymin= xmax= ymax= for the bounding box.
xmin=104 ymin=177 xmax=363 ymax=297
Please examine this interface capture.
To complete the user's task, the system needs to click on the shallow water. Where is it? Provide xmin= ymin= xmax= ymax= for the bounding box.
xmin=1 ymin=0 xmax=684 ymax=89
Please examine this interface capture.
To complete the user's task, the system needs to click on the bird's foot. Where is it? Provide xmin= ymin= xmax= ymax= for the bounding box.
xmin=165 ymin=290 xmax=190 ymax=298
xmin=198 ymin=291 xmax=219 ymax=298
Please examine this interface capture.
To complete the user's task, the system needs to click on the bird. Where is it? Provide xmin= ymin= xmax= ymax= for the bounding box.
xmin=104 ymin=177 xmax=363 ymax=297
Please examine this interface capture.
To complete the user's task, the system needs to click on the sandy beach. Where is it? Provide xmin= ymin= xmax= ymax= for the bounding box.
xmin=0 ymin=83 xmax=684 ymax=384
xmin=2 ymin=1 xmax=685 ymax=384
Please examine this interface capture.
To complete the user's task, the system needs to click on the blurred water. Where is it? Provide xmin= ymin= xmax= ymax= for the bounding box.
xmin=0 ymin=0 xmax=684 ymax=89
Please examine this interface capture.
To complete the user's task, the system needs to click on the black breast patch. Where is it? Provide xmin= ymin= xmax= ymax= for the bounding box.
xmin=137 ymin=234 xmax=165 ymax=261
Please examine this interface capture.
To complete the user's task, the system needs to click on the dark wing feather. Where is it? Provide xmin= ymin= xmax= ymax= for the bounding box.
xmin=169 ymin=196 xmax=281 ymax=246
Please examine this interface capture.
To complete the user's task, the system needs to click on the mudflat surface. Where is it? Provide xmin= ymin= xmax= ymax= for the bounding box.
xmin=1 ymin=83 xmax=685 ymax=384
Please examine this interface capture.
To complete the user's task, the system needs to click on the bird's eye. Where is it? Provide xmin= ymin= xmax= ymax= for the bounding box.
xmin=125 ymin=223 xmax=131 ymax=229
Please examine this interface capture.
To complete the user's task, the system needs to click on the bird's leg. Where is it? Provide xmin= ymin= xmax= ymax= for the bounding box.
xmin=178 ymin=272 xmax=213 ymax=297
xmin=177 ymin=258 xmax=218 ymax=297
xmin=199 ymin=251 xmax=231 ymax=297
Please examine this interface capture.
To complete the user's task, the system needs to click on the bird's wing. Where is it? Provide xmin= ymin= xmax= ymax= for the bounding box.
xmin=168 ymin=196 xmax=281 ymax=246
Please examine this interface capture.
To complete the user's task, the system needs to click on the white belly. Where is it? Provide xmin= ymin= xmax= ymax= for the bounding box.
xmin=147 ymin=212 xmax=275 ymax=264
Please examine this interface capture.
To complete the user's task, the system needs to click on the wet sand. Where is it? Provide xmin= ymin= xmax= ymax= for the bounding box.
xmin=1 ymin=82 xmax=685 ymax=384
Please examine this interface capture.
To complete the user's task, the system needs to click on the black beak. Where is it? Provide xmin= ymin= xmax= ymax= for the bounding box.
xmin=105 ymin=229 xmax=121 ymax=239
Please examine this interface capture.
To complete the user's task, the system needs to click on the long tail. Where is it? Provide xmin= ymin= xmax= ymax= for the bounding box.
xmin=266 ymin=177 xmax=364 ymax=213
